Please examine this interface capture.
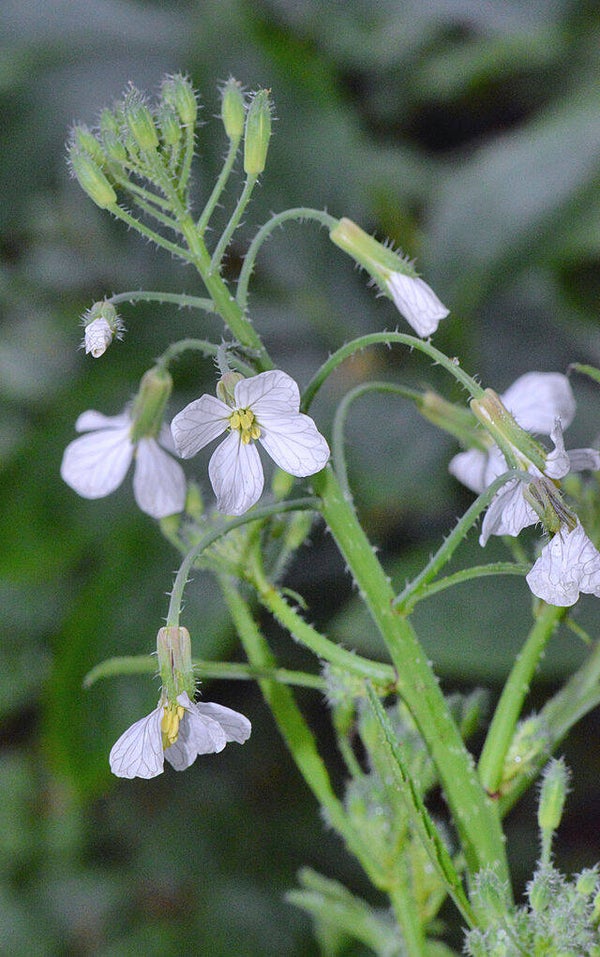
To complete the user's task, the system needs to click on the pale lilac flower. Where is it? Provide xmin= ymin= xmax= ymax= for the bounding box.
xmin=386 ymin=272 xmax=450 ymax=338
xmin=109 ymin=691 xmax=251 ymax=779
xmin=526 ymin=523 xmax=600 ymax=607
xmin=449 ymin=373 xmax=600 ymax=545
xmin=61 ymin=409 xmax=186 ymax=519
xmin=171 ymin=370 xmax=330 ymax=516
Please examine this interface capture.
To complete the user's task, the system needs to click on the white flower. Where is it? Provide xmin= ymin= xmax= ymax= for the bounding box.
xmin=386 ymin=272 xmax=450 ymax=338
xmin=61 ymin=409 xmax=186 ymax=519
xmin=448 ymin=372 xmax=600 ymax=545
xmin=171 ymin=370 xmax=330 ymax=516
xmin=83 ymin=317 xmax=114 ymax=357
xmin=526 ymin=523 xmax=600 ymax=607
xmin=109 ymin=691 xmax=251 ymax=779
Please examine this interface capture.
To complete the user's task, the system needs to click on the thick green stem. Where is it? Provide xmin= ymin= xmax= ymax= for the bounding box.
xmin=478 ymin=604 xmax=566 ymax=795
xmin=313 ymin=466 xmax=510 ymax=888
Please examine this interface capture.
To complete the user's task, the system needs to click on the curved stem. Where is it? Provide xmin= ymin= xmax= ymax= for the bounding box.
xmin=413 ymin=562 xmax=529 ymax=607
xmin=237 ymin=207 xmax=338 ymax=311
xmin=394 ymin=469 xmax=533 ymax=612
xmin=157 ymin=337 xmax=255 ymax=376
xmin=301 ymin=332 xmax=485 ymax=413
xmin=108 ymin=203 xmax=196 ymax=264
xmin=165 ymin=497 xmax=321 ymax=627
xmin=332 ymin=381 xmax=422 ymax=500
xmin=108 ymin=290 xmax=217 ymax=314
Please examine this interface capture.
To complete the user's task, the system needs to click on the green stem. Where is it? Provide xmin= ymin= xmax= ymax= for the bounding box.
xmin=414 ymin=562 xmax=529 ymax=607
xmin=83 ymin=653 xmax=325 ymax=690
xmin=236 ymin=207 xmax=337 ymax=311
xmin=108 ymin=290 xmax=217 ymax=314
xmin=197 ymin=136 xmax=240 ymax=234
xmin=178 ymin=119 xmax=196 ymax=197
xmin=251 ymin=574 xmax=397 ymax=687
xmin=478 ymin=604 xmax=566 ymax=795
xmin=313 ymin=466 xmax=510 ymax=887
xmin=332 ymin=381 xmax=422 ymax=500
xmin=395 ymin=470 xmax=533 ymax=613
xmin=301 ymin=332 xmax=485 ymax=413
xmin=108 ymin=203 xmax=196 ymax=265
xmin=218 ymin=574 xmax=392 ymax=889
xmin=157 ymin=337 xmax=255 ymax=377
xmin=210 ymin=174 xmax=258 ymax=271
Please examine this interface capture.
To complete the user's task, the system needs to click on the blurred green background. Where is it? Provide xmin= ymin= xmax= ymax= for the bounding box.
xmin=2 ymin=0 xmax=600 ymax=953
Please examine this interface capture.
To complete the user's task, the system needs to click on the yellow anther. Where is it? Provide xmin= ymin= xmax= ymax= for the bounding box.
xmin=229 ymin=407 xmax=261 ymax=444
xmin=161 ymin=703 xmax=185 ymax=749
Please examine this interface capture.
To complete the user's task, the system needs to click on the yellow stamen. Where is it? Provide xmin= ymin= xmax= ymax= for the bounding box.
xmin=161 ymin=702 xmax=185 ymax=749
xmin=229 ymin=407 xmax=261 ymax=445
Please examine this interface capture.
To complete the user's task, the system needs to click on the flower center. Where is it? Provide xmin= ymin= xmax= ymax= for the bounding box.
xmin=161 ymin=702 xmax=185 ymax=749
xmin=229 ymin=407 xmax=261 ymax=445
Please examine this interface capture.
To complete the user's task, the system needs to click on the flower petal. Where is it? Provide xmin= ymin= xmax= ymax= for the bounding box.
xmin=209 ymin=431 xmax=264 ymax=515
xmin=194 ymin=701 xmax=252 ymax=743
xmin=165 ymin=695 xmax=228 ymax=771
xmin=501 ymin=373 xmax=576 ymax=434
xmin=109 ymin=705 xmax=164 ymax=779
xmin=258 ymin=411 xmax=330 ymax=477
xmin=386 ymin=273 xmax=449 ymax=338
xmin=61 ymin=425 xmax=133 ymax=499
xmin=449 ymin=449 xmax=489 ymax=494
xmin=235 ymin=369 xmax=301 ymax=416
xmin=479 ymin=481 xmax=538 ymax=546
xmin=544 ymin=421 xmax=571 ymax=480
xmin=526 ymin=524 xmax=600 ymax=607
xmin=567 ymin=447 xmax=600 ymax=473
xmin=133 ymin=439 xmax=187 ymax=519
xmin=171 ymin=394 xmax=230 ymax=458
xmin=74 ymin=409 xmax=131 ymax=433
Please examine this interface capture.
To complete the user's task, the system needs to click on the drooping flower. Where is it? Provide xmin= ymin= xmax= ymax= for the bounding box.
xmin=385 ymin=272 xmax=450 ymax=338
xmin=109 ymin=690 xmax=252 ymax=779
xmin=171 ymin=369 xmax=330 ymax=515
xmin=61 ymin=410 xmax=186 ymax=519
xmin=81 ymin=301 xmax=125 ymax=357
xmin=526 ymin=523 xmax=600 ymax=607
xmin=448 ymin=372 xmax=600 ymax=545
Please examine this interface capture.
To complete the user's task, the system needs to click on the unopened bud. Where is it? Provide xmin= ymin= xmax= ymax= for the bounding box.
xmin=162 ymin=74 xmax=198 ymax=127
xmin=221 ymin=78 xmax=245 ymax=141
xmin=418 ymin=390 xmax=485 ymax=447
xmin=156 ymin=625 xmax=195 ymax=700
xmin=244 ymin=89 xmax=272 ymax=175
xmin=72 ymin=125 xmax=104 ymax=165
xmin=130 ymin=365 xmax=173 ymax=442
xmin=81 ymin=301 xmax=125 ymax=358
xmin=471 ymin=389 xmax=547 ymax=473
xmin=125 ymin=95 xmax=159 ymax=152
xmin=157 ymin=104 xmax=181 ymax=148
xmin=69 ymin=150 xmax=117 ymax=209
xmin=216 ymin=371 xmax=243 ymax=407
xmin=538 ymin=757 xmax=569 ymax=836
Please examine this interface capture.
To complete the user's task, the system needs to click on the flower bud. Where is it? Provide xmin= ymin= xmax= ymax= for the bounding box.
xmin=417 ymin=390 xmax=486 ymax=448
xmin=471 ymin=389 xmax=547 ymax=474
xmin=157 ymin=104 xmax=181 ymax=148
xmin=216 ymin=371 xmax=244 ymax=407
xmin=538 ymin=758 xmax=569 ymax=836
xmin=156 ymin=625 xmax=195 ymax=700
xmin=162 ymin=74 xmax=198 ymax=127
xmin=130 ymin=365 xmax=173 ymax=442
xmin=244 ymin=89 xmax=272 ymax=175
xmin=221 ymin=78 xmax=245 ymax=142
xmin=81 ymin=301 xmax=125 ymax=358
xmin=69 ymin=150 xmax=117 ymax=209
xmin=125 ymin=95 xmax=159 ymax=152
xmin=71 ymin=125 xmax=104 ymax=165
xmin=329 ymin=217 xmax=449 ymax=337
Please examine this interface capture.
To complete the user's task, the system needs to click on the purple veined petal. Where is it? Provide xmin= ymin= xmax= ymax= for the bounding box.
xmin=61 ymin=425 xmax=134 ymax=499
xmin=526 ymin=524 xmax=600 ymax=607
xmin=74 ymin=409 xmax=131 ymax=433
xmin=501 ymin=372 xmax=576 ymax=435
xmin=170 ymin=394 xmax=231 ymax=458
xmin=133 ymin=439 xmax=187 ymax=519
xmin=208 ymin=431 xmax=264 ymax=515
xmin=386 ymin=273 xmax=449 ymax=338
xmin=164 ymin=706 xmax=227 ymax=771
xmin=257 ymin=411 xmax=330 ymax=477
xmin=568 ymin=447 xmax=600 ymax=473
xmin=479 ymin=481 xmax=537 ymax=546
xmin=235 ymin=369 xmax=301 ymax=416
xmin=109 ymin=705 xmax=164 ymax=779
xmin=194 ymin=701 xmax=252 ymax=743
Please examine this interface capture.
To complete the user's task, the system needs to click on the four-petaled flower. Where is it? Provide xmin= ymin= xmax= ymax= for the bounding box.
xmin=449 ymin=372 xmax=600 ymax=546
xmin=171 ymin=370 xmax=330 ymax=515
xmin=61 ymin=409 xmax=186 ymax=519
xmin=109 ymin=691 xmax=251 ymax=779
xmin=526 ymin=523 xmax=600 ymax=607
xmin=385 ymin=272 xmax=450 ymax=338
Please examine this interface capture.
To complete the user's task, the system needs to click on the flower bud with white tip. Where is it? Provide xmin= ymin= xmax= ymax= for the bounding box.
xmin=81 ymin=301 xmax=125 ymax=358
xmin=221 ymin=77 xmax=246 ymax=142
